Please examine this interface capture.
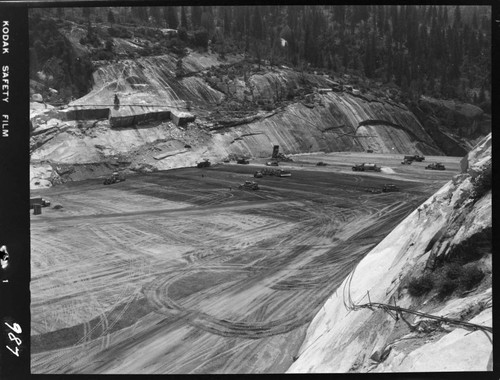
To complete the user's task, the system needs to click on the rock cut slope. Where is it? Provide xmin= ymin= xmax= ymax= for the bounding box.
xmin=30 ymin=49 xmax=449 ymax=188
xmin=287 ymin=133 xmax=492 ymax=373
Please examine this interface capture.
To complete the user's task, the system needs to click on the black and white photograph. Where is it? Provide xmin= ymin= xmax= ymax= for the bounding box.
xmin=0 ymin=2 xmax=495 ymax=377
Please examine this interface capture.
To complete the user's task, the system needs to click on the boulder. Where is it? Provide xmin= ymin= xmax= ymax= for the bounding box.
xmin=32 ymin=93 xmax=43 ymax=102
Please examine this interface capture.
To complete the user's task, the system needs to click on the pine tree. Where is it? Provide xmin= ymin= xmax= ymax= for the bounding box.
xmin=149 ymin=7 xmax=162 ymax=26
xmin=165 ymin=7 xmax=178 ymax=29
xmin=472 ymin=9 xmax=478 ymax=30
xmin=253 ymin=7 xmax=264 ymax=41
xmin=191 ymin=6 xmax=202 ymax=29
xmin=107 ymin=9 xmax=115 ymax=24
xmin=223 ymin=7 xmax=231 ymax=35
xmin=181 ymin=7 xmax=188 ymax=29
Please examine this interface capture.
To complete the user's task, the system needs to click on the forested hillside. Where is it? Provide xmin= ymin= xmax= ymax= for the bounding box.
xmin=29 ymin=5 xmax=491 ymax=109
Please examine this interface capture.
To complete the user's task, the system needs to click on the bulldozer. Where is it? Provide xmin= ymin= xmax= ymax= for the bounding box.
xmin=425 ymin=162 xmax=446 ymax=170
xmin=104 ymin=172 xmax=125 ymax=185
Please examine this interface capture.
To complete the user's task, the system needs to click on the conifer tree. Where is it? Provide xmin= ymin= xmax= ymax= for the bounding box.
xmin=181 ymin=7 xmax=188 ymax=29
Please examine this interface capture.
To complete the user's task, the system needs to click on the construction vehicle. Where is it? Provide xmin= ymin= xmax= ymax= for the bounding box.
xmin=316 ymin=162 xmax=327 ymax=166
xmin=382 ymin=184 xmax=400 ymax=192
xmin=30 ymin=197 xmax=51 ymax=209
xmin=237 ymin=158 xmax=250 ymax=164
xmin=352 ymin=163 xmax=382 ymax=172
xmin=239 ymin=180 xmax=259 ymax=190
xmin=197 ymin=160 xmax=211 ymax=168
xmin=254 ymin=171 xmax=263 ymax=178
xmin=104 ymin=172 xmax=125 ymax=185
xmin=266 ymin=161 xmax=279 ymax=166
xmin=403 ymin=155 xmax=425 ymax=162
xmin=401 ymin=159 xmax=412 ymax=165
xmin=425 ymin=162 xmax=446 ymax=170
xmin=262 ymin=168 xmax=291 ymax=177
xmin=276 ymin=169 xmax=291 ymax=177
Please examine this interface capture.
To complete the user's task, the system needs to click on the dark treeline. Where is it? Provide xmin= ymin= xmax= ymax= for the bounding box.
xmin=30 ymin=5 xmax=491 ymax=105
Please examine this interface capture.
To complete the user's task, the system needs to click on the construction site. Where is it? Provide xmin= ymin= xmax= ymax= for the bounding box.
xmin=28 ymin=6 xmax=491 ymax=374
xmin=30 ymin=153 xmax=462 ymax=373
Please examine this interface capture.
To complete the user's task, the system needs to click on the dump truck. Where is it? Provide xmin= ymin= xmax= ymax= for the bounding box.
xmin=197 ymin=160 xmax=211 ymax=168
xmin=401 ymin=159 xmax=413 ymax=165
xmin=104 ymin=172 xmax=125 ymax=185
xmin=239 ymin=180 xmax=259 ymax=190
xmin=403 ymin=155 xmax=425 ymax=162
xmin=382 ymin=184 xmax=400 ymax=192
xmin=352 ymin=163 xmax=382 ymax=172
xmin=237 ymin=158 xmax=250 ymax=164
xmin=425 ymin=162 xmax=446 ymax=170
xmin=316 ymin=161 xmax=327 ymax=166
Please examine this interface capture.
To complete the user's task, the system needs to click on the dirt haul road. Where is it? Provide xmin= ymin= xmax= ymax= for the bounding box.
xmin=31 ymin=153 xmax=460 ymax=374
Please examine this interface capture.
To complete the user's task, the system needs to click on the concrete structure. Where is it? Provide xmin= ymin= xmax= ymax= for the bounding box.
xmin=170 ymin=110 xmax=196 ymax=127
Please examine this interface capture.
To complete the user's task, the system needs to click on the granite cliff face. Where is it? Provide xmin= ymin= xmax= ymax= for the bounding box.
xmin=287 ymin=134 xmax=491 ymax=373
xmin=29 ymin=50 xmax=458 ymax=187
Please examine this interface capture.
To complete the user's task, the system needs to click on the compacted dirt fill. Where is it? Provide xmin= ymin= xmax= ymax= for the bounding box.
xmin=30 ymin=153 xmax=461 ymax=374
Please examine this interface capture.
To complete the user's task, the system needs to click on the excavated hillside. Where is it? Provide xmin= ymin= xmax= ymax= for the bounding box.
xmin=29 ymin=25 xmax=489 ymax=188
xmin=27 ymin=54 xmax=436 ymax=186
xmin=288 ymin=133 xmax=492 ymax=373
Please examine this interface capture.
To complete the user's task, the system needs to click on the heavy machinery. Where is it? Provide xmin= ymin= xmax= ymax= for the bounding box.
xmin=239 ymin=180 xmax=259 ymax=190
xmin=261 ymin=168 xmax=291 ymax=177
xmin=266 ymin=161 xmax=279 ymax=166
xmin=197 ymin=160 xmax=211 ymax=168
xmin=276 ymin=169 xmax=291 ymax=177
xmin=401 ymin=159 xmax=412 ymax=165
xmin=352 ymin=163 xmax=382 ymax=172
xmin=403 ymin=155 xmax=425 ymax=162
xmin=425 ymin=162 xmax=446 ymax=170
xmin=316 ymin=161 xmax=327 ymax=166
xmin=382 ymin=184 xmax=400 ymax=192
xmin=237 ymin=158 xmax=250 ymax=164
xmin=30 ymin=197 xmax=51 ymax=209
xmin=104 ymin=172 xmax=125 ymax=185
xmin=254 ymin=171 xmax=263 ymax=178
